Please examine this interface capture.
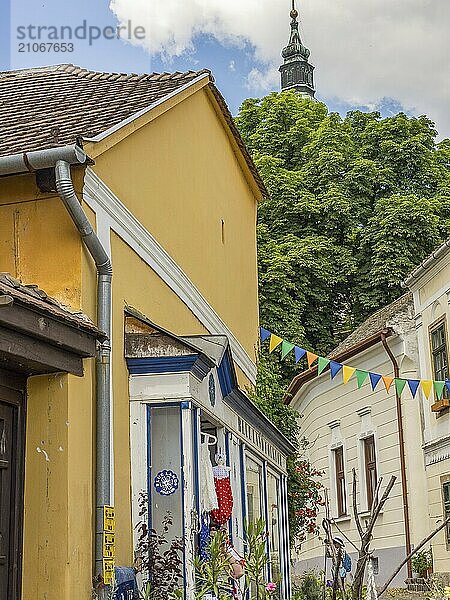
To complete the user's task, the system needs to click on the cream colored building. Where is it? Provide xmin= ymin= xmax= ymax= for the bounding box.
xmin=405 ymin=240 xmax=450 ymax=575
xmin=288 ymin=294 xmax=429 ymax=585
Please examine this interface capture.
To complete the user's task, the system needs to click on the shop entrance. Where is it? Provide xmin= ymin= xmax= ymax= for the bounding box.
xmin=0 ymin=372 xmax=26 ymax=600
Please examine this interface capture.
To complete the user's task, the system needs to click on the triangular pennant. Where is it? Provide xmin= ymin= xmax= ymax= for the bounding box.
xmin=433 ymin=381 xmax=445 ymax=400
xmin=343 ymin=366 xmax=356 ymax=385
xmin=307 ymin=352 xmax=318 ymax=368
xmin=269 ymin=334 xmax=283 ymax=353
xmin=395 ymin=378 xmax=407 ymax=396
xmin=294 ymin=347 xmax=306 ymax=363
xmin=330 ymin=361 xmax=343 ymax=379
xmin=445 ymin=380 xmax=450 ymax=394
xmin=281 ymin=340 xmax=295 ymax=360
xmin=356 ymin=370 xmax=369 ymax=389
xmin=421 ymin=380 xmax=433 ymax=398
xmin=260 ymin=327 xmax=271 ymax=342
xmin=407 ymin=379 xmax=420 ymax=398
xmin=369 ymin=373 xmax=382 ymax=391
xmin=382 ymin=376 xmax=394 ymax=392
xmin=318 ymin=357 xmax=330 ymax=375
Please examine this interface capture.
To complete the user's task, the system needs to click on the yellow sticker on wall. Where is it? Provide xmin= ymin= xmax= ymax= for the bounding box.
xmin=103 ymin=505 xmax=115 ymax=533
xmin=103 ymin=558 xmax=115 ymax=585
xmin=103 ymin=533 xmax=115 ymax=558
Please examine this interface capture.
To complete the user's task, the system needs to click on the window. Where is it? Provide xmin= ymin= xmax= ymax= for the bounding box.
xmin=443 ymin=481 xmax=450 ymax=545
xmin=430 ymin=321 xmax=449 ymax=412
xmin=364 ymin=436 xmax=377 ymax=509
xmin=334 ymin=446 xmax=347 ymax=517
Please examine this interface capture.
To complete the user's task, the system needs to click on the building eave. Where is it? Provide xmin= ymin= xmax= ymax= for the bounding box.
xmin=404 ymin=238 xmax=450 ymax=289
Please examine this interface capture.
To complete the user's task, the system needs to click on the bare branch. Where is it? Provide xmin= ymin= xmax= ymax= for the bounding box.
xmin=352 ymin=469 xmax=364 ymax=538
xmin=368 ymin=476 xmax=396 ymax=533
xmin=370 ymin=477 xmax=383 ymax=516
xmin=379 ymin=515 xmax=450 ymax=597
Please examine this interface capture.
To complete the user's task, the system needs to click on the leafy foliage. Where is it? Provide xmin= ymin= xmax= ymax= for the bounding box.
xmin=135 ymin=494 xmax=184 ymax=599
xmin=194 ymin=530 xmax=234 ymax=600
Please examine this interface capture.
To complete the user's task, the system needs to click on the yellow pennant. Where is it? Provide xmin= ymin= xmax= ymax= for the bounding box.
xmin=342 ymin=366 xmax=356 ymax=384
xmin=269 ymin=334 xmax=283 ymax=353
xmin=382 ymin=376 xmax=394 ymax=392
xmin=421 ymin=380 xmax=433 ymax=398
xmin=307 ymin=352 xmax=318 ymax=368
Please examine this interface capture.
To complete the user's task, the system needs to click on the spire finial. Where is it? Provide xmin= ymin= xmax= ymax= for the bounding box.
xmin=290 ymin=0 xmax=298 ymax=20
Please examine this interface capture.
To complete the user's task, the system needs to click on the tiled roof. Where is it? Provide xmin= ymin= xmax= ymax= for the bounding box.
xmin=0 ymin=272 xmax=101 ymax=336
xmin=329 ymin=292 xmax=414 ymax=358
xmin=0 ymin=64 xmax=209 ymax=157
xmin=0 ymin=64 xmax=267 ymax=196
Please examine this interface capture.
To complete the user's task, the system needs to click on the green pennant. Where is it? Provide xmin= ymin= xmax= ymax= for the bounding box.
xmin=434 ymin=381 xmax=446 ymax=400
xmin=356 ymin=370 xmax=369 ymax=389
xmin=395 ymin=378 xmax=407 ymax=396
xmin=317 ymin=357 xmax=330 ymax=375
xmin=281 ymin=340 xmax=295 ymax=360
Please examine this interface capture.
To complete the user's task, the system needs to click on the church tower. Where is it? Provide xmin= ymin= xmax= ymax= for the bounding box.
xmin=279 ymin=1 xmax=315 ymax=98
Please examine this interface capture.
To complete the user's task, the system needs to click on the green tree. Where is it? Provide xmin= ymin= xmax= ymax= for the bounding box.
xmin=237 ymin=91 xmax=450 ymax=544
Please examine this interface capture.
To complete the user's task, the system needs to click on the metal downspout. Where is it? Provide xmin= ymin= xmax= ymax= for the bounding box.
xmin=54 ymin=160 xmax=113 ymax=591
xmin=381 ymin=332 xmax=412 ymax=579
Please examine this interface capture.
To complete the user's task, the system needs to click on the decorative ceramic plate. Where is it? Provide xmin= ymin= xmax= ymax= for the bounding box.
xmin=154 ymin=470 xmax=179 ymax=496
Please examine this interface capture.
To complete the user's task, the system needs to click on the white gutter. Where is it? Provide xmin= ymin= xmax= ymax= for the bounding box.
xmin=82 ymin=72 xmax=211 ymax=143
xmin=404 ymin=238 xmax=450 ymax=288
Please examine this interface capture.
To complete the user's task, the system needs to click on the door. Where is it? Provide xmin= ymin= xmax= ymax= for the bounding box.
xmin=0 ymin=374 xmax=26 ymax=600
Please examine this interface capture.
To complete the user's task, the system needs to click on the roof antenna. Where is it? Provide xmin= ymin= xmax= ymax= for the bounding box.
xmin=291 ymin=0 xmax=298 ymax=19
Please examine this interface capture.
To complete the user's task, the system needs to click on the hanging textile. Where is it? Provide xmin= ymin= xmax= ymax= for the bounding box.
xmin=210 ymin=461 xmax=233 ymax=526
xmin=200 ymin=442 xmax=219 ymax=513
xmin=366 ymin=557 xmax=378 ymax=600
xmin=199 ymin=513 xmax=211 ymax=561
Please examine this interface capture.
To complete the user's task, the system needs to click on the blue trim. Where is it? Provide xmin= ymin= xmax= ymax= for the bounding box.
xmin=193 ymin=408 xmax=201 ymax=518
xmin=224 ymin=431 xmax=233 ymax=543
xmin=127 ymin=355 xmax=198 ymax=374
xmin=146 ymin=405 xmax=153 ymax=529
xmin=180 ymin=408 xmax=187 ymax=597
xmin=217 ymin=352 xmax=235 ymax=397
xmin=180 ymin=401 xmax=191 ymax=410
xmin=262 ymin=461 xmax=271 ymax=582
xmin=280 ymin=475 xmax=291 ymax=599
xmin=239 ymin=443 xmax=248 ymax=544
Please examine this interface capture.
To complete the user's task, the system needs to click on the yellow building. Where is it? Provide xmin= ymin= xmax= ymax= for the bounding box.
xmin=405 ymin=240 xmax=450 ymax=577
xmin=0 ymin=64 xmax=294 ymax=599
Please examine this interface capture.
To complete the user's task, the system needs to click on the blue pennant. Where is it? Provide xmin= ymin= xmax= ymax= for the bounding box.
xmin=330 ymin=361 xmax=343 ymax=379
xmin=407 ymin=379 xmax=420 ymax=398
xmin=294 ymin=347 xmax=306 ymax=363
xmin=446 ymin=381 xmax=450 ymax=394
xmin=369 ymin=372 xmax=382 ymax=391
xmin=260 ymin=327 xmax=271 ymax=342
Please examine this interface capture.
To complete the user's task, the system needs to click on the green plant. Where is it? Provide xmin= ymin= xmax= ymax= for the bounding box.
xmin=292 ymin=571 xmax=323 ymax=600
xmin=412 ymin=549 xmax=433 ymax=578
xmin=194 ymin=530 xmax=234 ymax=600
xmin=135 ymin=492 xmax=184 ymax=599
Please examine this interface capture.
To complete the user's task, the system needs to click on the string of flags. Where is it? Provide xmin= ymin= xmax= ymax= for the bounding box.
xmin=260 ymin=327 xmax=448 ymax=400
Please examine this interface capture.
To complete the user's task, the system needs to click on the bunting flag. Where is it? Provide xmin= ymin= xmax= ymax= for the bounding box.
xmin=434 ymin=381 xmax=446 ymax=400
xmin=260 ymin=327 xmax=271 ymax=342
xmin=281 ymin=340 xmax=295 ymax=360
xmin=407 ymin=379 xmax=420 ymax=399
xmin=259 ymin=327 xmax=446 ymax=402
xmin=343 ymin=366 xmax=356 ymax=385
xmin=356 ymin=370 xmax=369 ymax=389
xmin=307 ymin=352 xmax=318 ymax=368
xmin=269 ymin=334 xmax=283 ymax=353
xmin=330 ymin=361 xmax=343 ymax=379
xmin=294 ymin=347 xmax=306 ymax=363
xmin=395 ymin=379 xmax=407 ymax=396
xmin=369 ymin=372 xmax=382 ymax=391
xmin=421 ymin=380 xmax=433 ymax=398
xmin=382 ymin=376 xmax=394 ymax=392
xmin=318 ymin=357 xmax=330 ymax=375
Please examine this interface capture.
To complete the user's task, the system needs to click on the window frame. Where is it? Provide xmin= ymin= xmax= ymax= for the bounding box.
xmin=429 ymin=317 xmax=450 ymax=413
xmin=441 ymin=477 xmax=450 ymax=549
xmin=363 ymin=435 xmax=378 ymax=510
xmin=333 ymin=445 xmax=347 ymax=517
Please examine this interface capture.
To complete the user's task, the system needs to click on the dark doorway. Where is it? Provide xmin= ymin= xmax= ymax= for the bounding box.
xmin=0 ymin=371 xmax=26 ymax=600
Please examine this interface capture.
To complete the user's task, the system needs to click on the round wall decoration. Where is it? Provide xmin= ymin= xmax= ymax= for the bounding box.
xmin=208 ymin=373 xmax=216 ymax=407
xmin=154 ymin=470 xmax=179 ymax=496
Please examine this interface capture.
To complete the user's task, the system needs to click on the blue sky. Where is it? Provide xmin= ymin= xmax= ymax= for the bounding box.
xmin=1 ymin=0 xmax=448 ymax=134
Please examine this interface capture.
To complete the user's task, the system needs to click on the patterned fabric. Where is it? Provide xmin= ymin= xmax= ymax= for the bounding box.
xmin=199 ymin=513 xmax=211 ymax=561
xmin=200 ymin=443 xmax=219 ymax=512
xmin=210 ymin=473 xmax=233 ymax=525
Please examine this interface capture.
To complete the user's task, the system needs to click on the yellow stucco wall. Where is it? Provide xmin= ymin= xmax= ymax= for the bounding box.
xmin=0 ymin=82 xmax=260 ymax=598
xmin=90 ymin=87 xmax=260 ymax=368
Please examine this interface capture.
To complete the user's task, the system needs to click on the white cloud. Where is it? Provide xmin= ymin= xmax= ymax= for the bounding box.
xmin=110 ymin=0 xmax=450 ymax=136
xmin=229 ymin=60 xmax=236 ymax=72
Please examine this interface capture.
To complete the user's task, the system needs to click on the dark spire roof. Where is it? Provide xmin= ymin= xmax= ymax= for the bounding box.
xmin=279 ymin=1 xmax=315 ymax=98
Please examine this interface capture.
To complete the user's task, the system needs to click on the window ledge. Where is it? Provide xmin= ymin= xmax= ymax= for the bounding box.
xmin=358 ymin=510 xmax=383 ymax=519
xmin=332 ymin=515 xmax=351 ymax=524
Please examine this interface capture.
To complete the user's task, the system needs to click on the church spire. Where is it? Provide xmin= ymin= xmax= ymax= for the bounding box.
xmin=279 ymin=1 xmax=315 ymax=98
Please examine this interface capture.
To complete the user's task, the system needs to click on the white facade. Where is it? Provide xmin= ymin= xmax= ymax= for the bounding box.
xmin=290 ymin=298 xmax=429 ymax=585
